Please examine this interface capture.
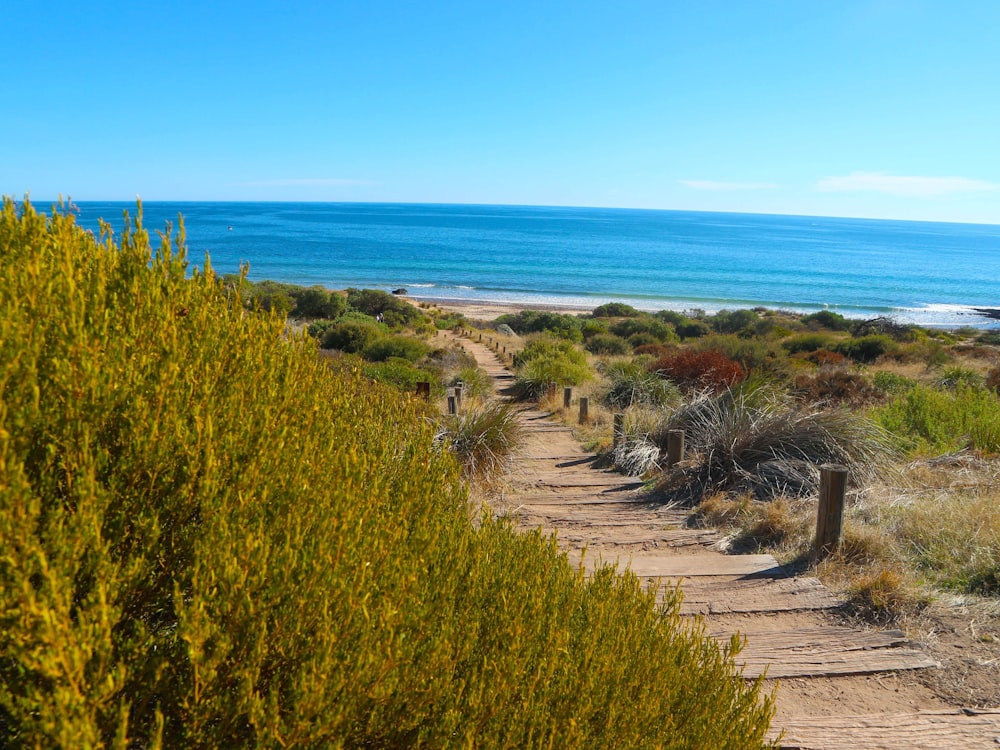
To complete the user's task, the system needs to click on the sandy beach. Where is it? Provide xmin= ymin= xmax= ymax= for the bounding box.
xmin=413 ymin=296 xmax=596 ymax=321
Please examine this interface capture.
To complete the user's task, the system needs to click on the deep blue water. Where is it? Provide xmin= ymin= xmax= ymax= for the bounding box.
xmin=70 ymin=201 xmax=1000 ymax=327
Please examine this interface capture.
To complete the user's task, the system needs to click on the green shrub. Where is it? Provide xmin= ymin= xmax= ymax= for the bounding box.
xmin=510 ymin=338 xmax=592 ymax=398
xmin=346 ymin=287 xmax=423 ymax=327
xmin=835 ymin=334 xmax=896 ymax=363
xmin=585 ymin=333 xmax=631 ymax=356
xmin=875 ymin=384 xmax=1000 ymax=454
xmin=592 ymin=302 xmax=641 ymax=317
xmin=581 ymin=319 xmax=609 ymax=339
xmin=936 ymin=366 xmax=983 ymax=390
xmin=432 ymin=310 xmax=467 ymax=330
xmin=362 ymin=334 xmax=432 ymax=362
xmin=782 ymin=332 xmax=838 ymax=355
xmin=515 ymin=336 xmax=588 ymax=370
xmin=801 ymin=310 xmax=852 ymax=331
xmin=0 ymin=199 xmax=775 ymax=748
xmin=675 ymin=318 xmax=711 ymax=339
xmin=873 ymin=371 xmax=916 ymax=394
xmin=978 ymin=330 xmax=1000 ymax=346
xmin=710 ymin=308 xmax=760 ymax=335
xmin=512 ymin=357 xmax=592 ymax=400
xmin=321 ymin=320 xmax=384 ymax=352
xmin=494 ymin=310 xmax=584 ymax=341
xmin=293 ymin=285 xmax=346 ymax=319
xmin=626 ymin=332 xmax=660 ymax=349
xmin=250 ymin=280 xmax=294 ymax=315
xmin=654 ymin=309 xmax=687 ymax=326
xmin=610 ymin=316 xmax=677 ymax=343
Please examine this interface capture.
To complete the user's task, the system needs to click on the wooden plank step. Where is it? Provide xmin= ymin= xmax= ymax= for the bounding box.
xmin=515 ymin=478 xmax=643 ymax=489
xmin=661 ymin=575 xmax=840 ymax=614
xmin=771 ymin=708 xmax=1000 ymax=749
xmin=515 ymin=514 xmax=686 ymax=528
xmin=519 ymin=456 xmax=596 ymax=463
xmin=569 ymin=552 xmax=782 ymax=577
xmin=535 ymin=527 xmax=719 ymax=548
xmin=719 ymin=626 xmax=938 ymax=678
xmin=510 ymin=506 xmax=687 ymax=523
xmin=508 ymin=496 xmax=649 ymax=507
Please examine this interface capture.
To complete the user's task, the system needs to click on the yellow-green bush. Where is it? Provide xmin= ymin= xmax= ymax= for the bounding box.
xmin=0 ymin=199 xmax=773 ymax=748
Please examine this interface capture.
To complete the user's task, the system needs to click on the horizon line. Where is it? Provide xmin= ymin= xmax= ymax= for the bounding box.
xmin=10 ymin=195 xmax=1000 ymax=229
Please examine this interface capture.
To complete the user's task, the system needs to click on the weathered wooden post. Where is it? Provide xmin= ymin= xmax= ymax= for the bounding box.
xmin=666 ymin=429 xmax=685 ymax=467
xmin=416 ymin=381 xmax=431 ymax=400
xmin=815 ymin=464 xmax=848 ymax=558
xmin=447 ymin=393 xmax=458 ymax=415
xmin=613 ymin=413 xmax=624 ymax=448
xmin=579 ymin=396 xmax=589 ymax=424
xmin=478 ymin=332 xmax=482 ymax=342
xmin=563 ymin=387 xmax=572 ymax=408
xmin=454 ymin=382 xmax=463 ymax=409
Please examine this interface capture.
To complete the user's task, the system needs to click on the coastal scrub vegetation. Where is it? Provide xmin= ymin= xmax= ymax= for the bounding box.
xmin=0 ymin=199 xmax=775 ymax=748
xmin=461 ymin=299 xmax=1000 ymax=621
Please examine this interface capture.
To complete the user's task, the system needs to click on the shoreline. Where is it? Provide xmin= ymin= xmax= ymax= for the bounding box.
xmin=404 ymin=293 xmax=1000 ymax=329
xmin=412 ymin=296 xmax=596 ymax=321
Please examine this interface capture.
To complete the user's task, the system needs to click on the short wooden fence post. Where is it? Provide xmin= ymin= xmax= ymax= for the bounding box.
xmin=563 ymin=387 xmax=572 ymax=408
xmin=447 ymin=394 xmax=458 ymax=415
xmin=613 ymin=413 xmax=624 ymax=448
xmin=666 ymin=430 xmax=685 ymax=467
xmin=815 ymin=464 xmax=848 ymax=558
xmin=416 ymin=381 xmax=431 ymax=400
xmin=454 ymin=383 xmax=463 ymax=409
xmin=578 ymin=397 xmax=589 ymax=424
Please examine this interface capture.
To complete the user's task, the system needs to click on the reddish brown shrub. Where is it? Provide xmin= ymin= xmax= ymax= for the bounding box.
xmin=987 ymin=366 xmax=1000 ymax=395
xmin=792 ymin=370 xmax=882 ymax=407
xmin=800 ymin=348 xmax=849 ymax=367
xmin=651 ymin=349 xmax=746 ymax=392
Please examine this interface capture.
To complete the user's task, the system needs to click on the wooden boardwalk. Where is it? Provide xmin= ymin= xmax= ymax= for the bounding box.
xmin=446 ymin=330 xmax=1000 ymax=749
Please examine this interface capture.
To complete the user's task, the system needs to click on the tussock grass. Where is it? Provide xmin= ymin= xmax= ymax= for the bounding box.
xmin=601 ymin=360 xmax=681 ymax=409
xmin=659 ymin=383 xmax=896 ymax=501
xmin=0 ymin=199 xmax=775 ymax=749
xmin=436 ymin=400 xmax=525 ymax=481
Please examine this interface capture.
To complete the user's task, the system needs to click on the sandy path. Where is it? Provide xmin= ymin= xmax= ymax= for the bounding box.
xmin=442 ymin=329 xmax=1000 ymax=749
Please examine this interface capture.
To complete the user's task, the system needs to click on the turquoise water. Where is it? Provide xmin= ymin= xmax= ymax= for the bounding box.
xmin=73 ymin=202 xmax=1000 ymax=327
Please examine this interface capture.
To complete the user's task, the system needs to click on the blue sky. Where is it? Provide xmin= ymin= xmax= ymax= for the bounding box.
xmin=4 ymin=1 xmax=999 ymax=223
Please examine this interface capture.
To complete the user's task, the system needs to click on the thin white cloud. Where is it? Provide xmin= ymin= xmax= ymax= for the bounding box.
xmin=679 ymin=179 xmax=780 ymax=191
xmin=816 ymin=172 xmax=998 ymax=197
xmin=242 ymin=178 xmax=376 ymax=187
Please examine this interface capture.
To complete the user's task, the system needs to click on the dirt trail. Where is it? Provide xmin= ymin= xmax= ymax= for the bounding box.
xmin=444 ymin=329 xmax=1000 ymax=749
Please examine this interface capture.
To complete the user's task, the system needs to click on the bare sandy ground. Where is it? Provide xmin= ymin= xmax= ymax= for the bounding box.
xmin=411 ymin=296 xmax=594 ymax=321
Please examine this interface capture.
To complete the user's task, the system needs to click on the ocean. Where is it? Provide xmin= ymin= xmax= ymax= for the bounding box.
xmin=69 ymin=201 xmax=1000 ymax=328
